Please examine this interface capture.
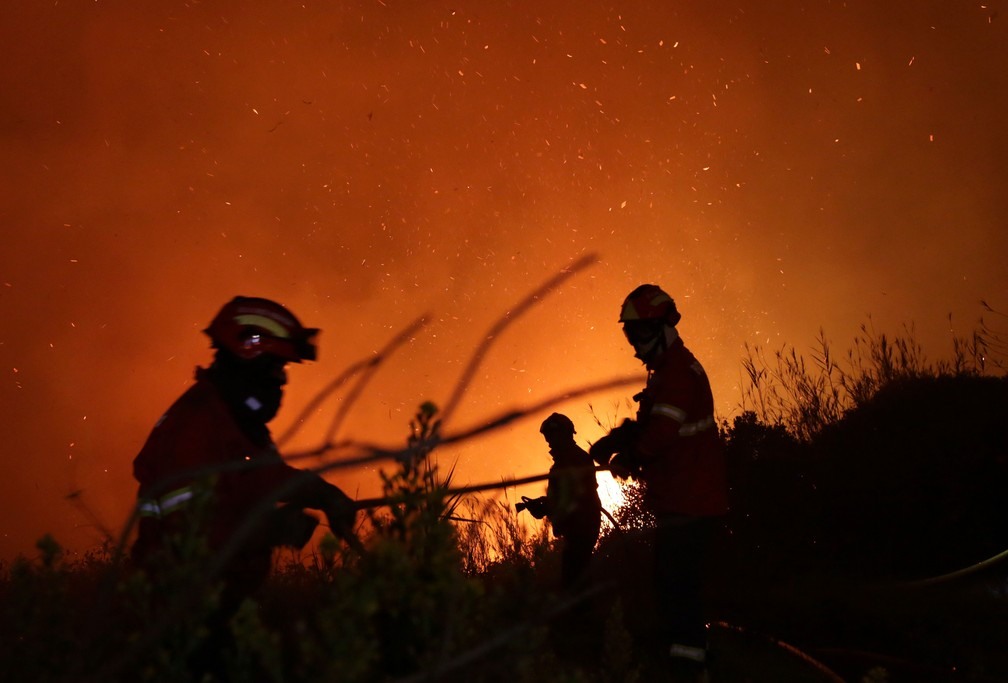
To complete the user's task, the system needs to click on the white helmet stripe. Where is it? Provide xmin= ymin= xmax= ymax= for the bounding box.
xmin=234 ymin=314 xmax=291 ymax=338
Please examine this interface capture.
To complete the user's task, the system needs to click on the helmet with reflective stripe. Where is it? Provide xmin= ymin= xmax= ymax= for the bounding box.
xmin=540 ymin=412 xmax=576 ymax=437
xmin=619 ymin=284 xmax=681 ymax=326
xmin=204 ymin=296 xmax=319 ymax=362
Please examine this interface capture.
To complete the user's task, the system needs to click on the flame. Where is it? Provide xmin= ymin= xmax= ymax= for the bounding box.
xmin=596 ymin=471 xmax=626 ymax=516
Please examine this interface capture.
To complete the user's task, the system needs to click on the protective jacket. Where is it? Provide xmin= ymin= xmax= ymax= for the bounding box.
xmin=131 ymin=368 xmax=338 ymax=566
xmin=633 ymin=336 xmax=728 ymax=517
xmin=545 ymin=441 xmax=602 ymax=539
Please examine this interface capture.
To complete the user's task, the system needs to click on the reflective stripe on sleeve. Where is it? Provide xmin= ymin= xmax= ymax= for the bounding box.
xmin=159 ymin=488 xmax=196 ymax=514
xmin=652 ymin=403 xmax=688 ymax=423
xmin=678 ymin=415 xmax=716 ymax=436
xmin=138 ymin=500 xmax=162 ymax=518
xmin=650 ymin=404 xmax=716 ymax=436
xmin=137 ymin=485 xmax=198 ymax=519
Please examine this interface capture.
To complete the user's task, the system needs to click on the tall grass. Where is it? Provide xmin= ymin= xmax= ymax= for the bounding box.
xmin=739 ymin=310 xmax=1005 ymax=442
xmin=4 ymin=285 xmax=1006 ymax=681
xmin=0 ymin=407 xmax=574 ymax=682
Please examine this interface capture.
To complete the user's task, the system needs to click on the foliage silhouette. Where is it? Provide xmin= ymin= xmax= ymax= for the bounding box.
xmin=4 ymin=290 xmax=1008 ymax=681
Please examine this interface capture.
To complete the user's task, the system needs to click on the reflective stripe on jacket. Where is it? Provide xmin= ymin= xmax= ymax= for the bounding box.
xmin=137 ymin=486 xmax=199 ymax=518
xmin=634 ymin=338 xmax=728 ymax=517
xmin=132 ymin=375 xmax=318 ymax=550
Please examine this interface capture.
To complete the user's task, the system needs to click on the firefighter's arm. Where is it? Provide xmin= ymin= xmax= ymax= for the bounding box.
xmin=516 ymin=495 xmax=549 ymax=519
xmin=633 ymin=401 xmax=686 ymax=467
xmin=589 ymin=418 xmax=639 ymax=467
xmin=261 ymin=464 xmax=360 ymax=548
xmin=607 ymin=452 xmax=637 ymax=480
xmin=267 ymin=505 xmax=320 ymax=549
xmin=295 ymin=471 xmax=359 ymax=546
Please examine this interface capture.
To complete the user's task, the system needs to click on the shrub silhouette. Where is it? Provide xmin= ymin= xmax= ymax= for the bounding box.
xmin=3 ymin=288 xmax=1007 ymax=681
xmin=722 ymin=318 xmax=1008 ymax=582
xmin=812 ymin=373 xmax=1008 ymax=578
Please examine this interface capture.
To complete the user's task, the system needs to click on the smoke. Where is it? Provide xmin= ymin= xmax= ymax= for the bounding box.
xmin=1 ymin=0 xmax=1005 ymax=560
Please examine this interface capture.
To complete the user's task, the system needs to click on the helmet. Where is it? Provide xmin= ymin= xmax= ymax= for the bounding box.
xmin=204 ymin=296 xmax=319 ymax=363
xmin=540 ymin=412 xmax=576 ymax=436
xmin=618 ymin=284 xmax=681 ymax=326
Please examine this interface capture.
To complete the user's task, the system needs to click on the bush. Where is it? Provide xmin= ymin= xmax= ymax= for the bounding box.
xmin=726 ymin=318 xmax=1008 ymax=581
xmin=4 ymin=311 xmax=1007 ymax=681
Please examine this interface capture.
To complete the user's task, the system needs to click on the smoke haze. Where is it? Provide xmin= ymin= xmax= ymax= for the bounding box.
xmin=1 ymin=0 xmax=1005 ymax=560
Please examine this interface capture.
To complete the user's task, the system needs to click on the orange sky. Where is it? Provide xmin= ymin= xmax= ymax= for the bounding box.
xmin=1 ymin=1 xmax=1006 ymax=561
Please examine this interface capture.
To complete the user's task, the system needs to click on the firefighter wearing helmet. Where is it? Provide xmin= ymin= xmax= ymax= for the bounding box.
xmin=130 ymin=296 xmax=358 ymax=678
xmin=518 ymin=413 xmax=602 ymax=588
xmin=591 ymin=284 xmax=728 ymax=679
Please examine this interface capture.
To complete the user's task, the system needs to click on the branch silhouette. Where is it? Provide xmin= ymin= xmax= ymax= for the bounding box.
xmin=439 ymin=252 xmax=599 ymax=427
xmin=276 ymin=313 xmax=430 ymax=448
xmin=321 ymin=315 xmax=430 ymax=446
xmin=283 ymin=372 xmax=642 ymax=466
xmin=95 ymin=253 xmax=636 ymax=680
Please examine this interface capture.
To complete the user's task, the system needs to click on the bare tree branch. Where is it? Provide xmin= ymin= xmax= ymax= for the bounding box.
xmin=439 ymin=252 xmax=599 ymax=426
xmin=87 ymin=254 xmax=644 ymax=682
xmin=283 ymin=372 xmax=642 ymax=467
xmin=352 ymin=463 xmax=619 ymax=510
xmin=277 ymin=314 xmax=430 ymax=448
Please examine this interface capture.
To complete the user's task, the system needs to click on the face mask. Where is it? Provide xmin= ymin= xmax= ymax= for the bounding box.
xmin=242 ymin=356 xmax=287 ymax=422
xmin=631 ymin=338 xmax=661 ymax=363
xmin=623 ymin=322 xmax=662 ymax=363
xmin=244 ymin=382 xmax=284 ymax=422
xmin=213 ymin=352 xmax=288 ymax=423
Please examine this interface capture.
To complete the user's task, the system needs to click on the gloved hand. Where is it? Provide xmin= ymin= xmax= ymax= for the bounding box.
xmin=608 ymin=453 xmax=638 ymax=480
xmin=517 ymin=495 xmax=548 ymax=519
xmin=323 ymin=487 xmax=360 ymax=548
xmin=268 ymin=506 xmax=320 ymax=549
xmin=589 ymin=433 xmax=620 ymax=467
xmin=590 ymin=418 xmax=639 ymax=467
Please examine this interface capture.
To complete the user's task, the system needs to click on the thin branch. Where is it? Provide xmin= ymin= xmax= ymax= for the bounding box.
xmin=353 ymin=462 xmax=619 ymax=511
xmin=439 ymin=252 xmax=599 ymax=427
xmin=277 ymin=314 xmax=430 ymax=448
xmin=320 ymin=314 xmax=430 ymax=445
xmin=64 ymin=489 xmax=116 ymax=547
xmin=354 ymin=471 xmax=551 ymax=510
xmin=93 ymin=255 xmax=627 ymax=681
xmin=275 ymin=357 xmax=373 ymax=448
xmin=283 ymin=372 xmax=643 ymax=466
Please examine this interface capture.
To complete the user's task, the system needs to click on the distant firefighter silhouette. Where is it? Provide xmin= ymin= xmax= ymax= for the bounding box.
xmin=130 ymin=296 xmax=358 ymax=677
xmin=518 ymin=412 xmax=602 ymax=588
xmin=590 ymin=284 xmax=728 ymax=678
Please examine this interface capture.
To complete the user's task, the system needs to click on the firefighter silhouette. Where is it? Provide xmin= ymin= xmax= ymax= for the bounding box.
xmin=520 ymin=412 xmax=602 ymax=588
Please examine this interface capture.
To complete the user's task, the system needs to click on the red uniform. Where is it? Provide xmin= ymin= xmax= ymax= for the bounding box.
xmin=634 ymin=336 xmax=728 ymax=518
xmin=132 ymin=370 xmax=334 ymax=573
xmin=614 ymin=285 xmax=726 ymax=671
xmin=546 ymin=440 xmax=602 ymax=586
xmin=546 ymin=441 xmax=602 ymax=538
xmin=129 ymin=295 xmax=350 ymax=680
